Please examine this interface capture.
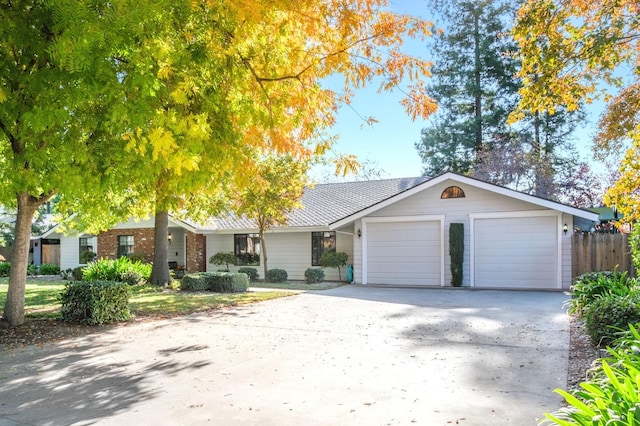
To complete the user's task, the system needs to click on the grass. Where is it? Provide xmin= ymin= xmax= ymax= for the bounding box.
xmin=0 ymin=278 xmax=298 ymax=319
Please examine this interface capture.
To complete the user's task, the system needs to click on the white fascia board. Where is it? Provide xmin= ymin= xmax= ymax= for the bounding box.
xmin=330 ymin=172 xmax=599 ymax=228
xmin=168 ymin=217 xmax=198 ymax=233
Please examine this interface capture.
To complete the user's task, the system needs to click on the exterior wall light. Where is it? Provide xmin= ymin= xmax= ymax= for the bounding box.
xmin=357 ymin=229 xmax=361 ymax=238
xmin=563 ymin=224 xmax=568 ymax=234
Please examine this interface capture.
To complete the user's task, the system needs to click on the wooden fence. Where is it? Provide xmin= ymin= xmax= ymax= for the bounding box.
xmin=572 ymin=233 xmax=635 ymax=278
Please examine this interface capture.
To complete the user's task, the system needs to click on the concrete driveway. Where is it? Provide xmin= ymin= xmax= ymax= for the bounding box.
xmin=0 ymin=286 xmax=569 ymax=425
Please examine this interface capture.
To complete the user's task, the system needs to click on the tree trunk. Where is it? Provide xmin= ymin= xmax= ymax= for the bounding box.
xmin=150 ymin=209 xmax=171 ymax=286
xmin=260 ymin=228 xmax=268 ymax=281
xmin=2 ymin=193 xmax=41 ymax=327
xmin=473 ymin=5 xmax=483 ymax=156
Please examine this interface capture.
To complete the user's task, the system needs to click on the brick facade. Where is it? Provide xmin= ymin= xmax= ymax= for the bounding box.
xmin=96 ymin=227 xmax=206 ymax=273
xmin=186 ymin=232 xmax=206 ymax=273
xmin=97 ymin=228 xmax=156 ymax=264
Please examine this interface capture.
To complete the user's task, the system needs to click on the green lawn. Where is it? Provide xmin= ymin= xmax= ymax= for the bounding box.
xmin=0 ymin=278 xmax=343 ymax=320
xmin=0 ymin=278 xmax=298 ymax=319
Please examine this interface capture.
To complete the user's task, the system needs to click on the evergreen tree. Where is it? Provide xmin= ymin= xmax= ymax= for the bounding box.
xmin=416 ymin=0 xmax=520 ymax=177
xmin=416 ymin=0 xmax=584 ymax=200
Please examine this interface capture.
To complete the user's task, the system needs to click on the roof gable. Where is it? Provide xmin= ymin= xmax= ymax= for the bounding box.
xmin=329 ymin=172 xmax=599 ymax=229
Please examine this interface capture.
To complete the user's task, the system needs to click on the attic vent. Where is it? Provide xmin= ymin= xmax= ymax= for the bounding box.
xmin=441 ymin=186 xmax=465 ymax=199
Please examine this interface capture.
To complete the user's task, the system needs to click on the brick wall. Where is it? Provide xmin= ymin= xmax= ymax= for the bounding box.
xmin=186 ymin=232 xmax=206 ymax=273
xmin=97 ymin=228 xmax=156 ymax=263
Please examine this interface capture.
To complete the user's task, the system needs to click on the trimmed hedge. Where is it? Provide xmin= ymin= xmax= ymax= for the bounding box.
xmin=304 ymin=268 xmax=325 ymax=284
xmin=60 ymin=280 xmax=131 ymax=325
xmin=181 ymin=273 xmax=209 ymax=291
xmin=39 ymin=263 xmax=61 ymax=275
xmin=238 ymin=267 xmax=259 ymax=281
xmin=209 ymin=273 xmax=249 ymax=293
xmin=180 ymin=272 xmax=248 ymax=293
xmin=266 ymin=268 xmax=288 ymax=283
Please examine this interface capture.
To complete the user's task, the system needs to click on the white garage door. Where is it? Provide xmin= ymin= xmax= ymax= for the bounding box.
xmin=366 ymin=221 xmax=441 ymax=286
xmin=474 ymin=216 xmax=558 ymax=289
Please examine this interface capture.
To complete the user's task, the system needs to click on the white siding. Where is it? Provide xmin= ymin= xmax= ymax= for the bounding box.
xmin=354 ymin=180 xmax=572 ymax=288
xmin=365 ymin=180 xmax=547 ymax=287
xmin=473 ymin=215 xmax=558 ymax=289
xmin=366 ymin=221 xmax=441 ymax=286
xmin=206 ymin=230 xmax=354 ymax=282
xmin=57 ymin=233 xmax=98 ymax=270
xmin=58 ymin=233 xmax=79 ymax=270
xmin=562 ymin=213 xmax=573 ymax=289
xmin=167 ymin=229 xmax=186 ymax=265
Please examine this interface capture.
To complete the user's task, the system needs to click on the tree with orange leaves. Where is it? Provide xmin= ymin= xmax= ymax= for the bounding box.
xmin=1 ymin=1 xmax=436 ymax=324
xmin=512 ymin=0 xmax=640 ymax=221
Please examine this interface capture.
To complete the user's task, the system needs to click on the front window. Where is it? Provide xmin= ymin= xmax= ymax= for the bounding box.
xmin=234 ymin=234 xmax=260 ymax=266
xmin=117 ymin=235 xmax=134 ymax=258
xmin=312 ymin=231 xmax=336 ymax=266
xmin=79 ymin=236 xmax=96 ymax=263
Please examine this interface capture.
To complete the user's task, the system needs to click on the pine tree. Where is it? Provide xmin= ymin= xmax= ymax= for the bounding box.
xmin=416 ymin=0 xmax=520 ymax=177
xmin=416 ymin=0 xmax=584 ymax=200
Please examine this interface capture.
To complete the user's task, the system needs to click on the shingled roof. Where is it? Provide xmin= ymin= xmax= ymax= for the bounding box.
xmin=204 ymin=177 xmax=428 ymax=231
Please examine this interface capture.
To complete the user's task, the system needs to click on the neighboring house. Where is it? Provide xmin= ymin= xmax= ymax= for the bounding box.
xmin=34 ymin=172 xmax=599 ymax=290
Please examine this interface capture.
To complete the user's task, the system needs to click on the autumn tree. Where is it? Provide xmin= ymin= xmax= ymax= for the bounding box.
xmin=512 ymin=0 xmax=640 ymax=220
xmin=233 ymin=155 xmax=309 ymax=280
xmin=0 ymin=1 xmax=162 ymax=327
xmin=65 ymin=0 xmax=439 ymax=287
xmin=1 ymin=1 xmax=437 ymax=325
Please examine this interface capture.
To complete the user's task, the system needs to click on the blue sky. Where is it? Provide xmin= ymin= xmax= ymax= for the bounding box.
xmin=311 ymin=1 xmax=604 ymax=181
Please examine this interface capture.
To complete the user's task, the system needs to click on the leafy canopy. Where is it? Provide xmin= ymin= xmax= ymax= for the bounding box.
xmin=512 ymin=0 xmax=640 ymax=219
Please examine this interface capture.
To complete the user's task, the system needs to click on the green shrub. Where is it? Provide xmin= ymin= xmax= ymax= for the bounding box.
xmin=126 ymin=252 xmax=146 ymax=263
xmin=206 ymin=272 xmax=248 ymax=293
xmin=60 ymin=280 xmax=131 ymax=325
xmin=72 ymin=266 xmax=84 ymax=281
xmin=27 ymin=264 xmax=38 ymax=275
xmin=568 ymin=270 xmax=636 ymax=316
xmin=62 ymin=267 xmax=84 ymax=281
xmin=237 ymin=267 xmax=259 ymax=281
xmin=80 ymin=250 xmax=97 ymax=264
xmin=180 ymin=273 xmax=209 ymax=291
xmin=319 ymin=251 xmax=348 ymax=280
xmin=543 ymin=324 xmax=640 ymax=425
xmin=180 ymin=272 xmax=248 ymax=293
xmin=304 ymin=268 xmax=325 ymax=284
xmin=266 ymin=268 xmax=288 ymax=283
xmin=449 ymin=223 xmax=464 ymax=287
xmin=209 ymin=252 xmax=237 ymax=272
xmin=83 ymin=257 xmax=151 ymax=284
xmin=39 ymin=263 xmax=61 ymax=275
xmin=0 ymin=261 xmax=9 ymax=277
xmin=584 ymin=293 xmax=640 ymax=346
xmin=630 ymin=222 xmax=640 ymax=272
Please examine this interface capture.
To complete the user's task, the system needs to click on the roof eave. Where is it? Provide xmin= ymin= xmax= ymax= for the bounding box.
xmin=330 ymin=172 xmax=600 ymax=228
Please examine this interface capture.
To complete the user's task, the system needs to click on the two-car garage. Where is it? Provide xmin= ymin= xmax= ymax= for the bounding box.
xmin=332 ymin=173 xmax=600 ymax=290
xmin=360 ymin=212 xmax=562 ymax=290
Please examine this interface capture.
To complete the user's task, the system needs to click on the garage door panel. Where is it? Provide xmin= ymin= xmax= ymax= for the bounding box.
xmin=366 ymin=221 xmax=441 ymax=286
xmin=474 ymin=216 xmax=558 ymax=289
